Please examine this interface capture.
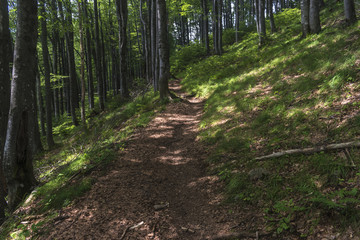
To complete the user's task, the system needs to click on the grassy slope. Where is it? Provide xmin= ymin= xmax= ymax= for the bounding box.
xmin=0 ymin=91 xmax=164 ymax=239
xmin=178 ymin=2 xmax=360 ymax=237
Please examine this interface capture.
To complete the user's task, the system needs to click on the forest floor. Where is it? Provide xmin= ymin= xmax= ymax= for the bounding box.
xmin=37 ymin=80 xmax=265 ymax=240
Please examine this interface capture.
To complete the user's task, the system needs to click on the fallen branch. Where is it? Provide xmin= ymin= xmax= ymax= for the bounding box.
xmin=255 ymin=141 xmax=360 ymax=161
xmin=119 ymin=226 xmax=130 ymax=240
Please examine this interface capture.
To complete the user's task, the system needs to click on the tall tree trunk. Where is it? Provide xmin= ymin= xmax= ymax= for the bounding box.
xmin=344 ymin=0 xmax=357 ymax=24
xmin=217 ymin=0 xmax=223 ymax=54
xmin=50 ymin=0 xmax=60 ymax=120
xmin=140 ymin=0 xmax=150 ymax=83
xmin=116 ymin=0 xmax=130 ymax=98
xmin=257 ymin=0 xmax=266 ymax=45
xmin=309 ymin=0 xmax=321 ymax=33
xmin=40 ymin=0 xmax=55 ymax=148
xmin=94 ymin=0 xmax=105 ymax=110
xmin=157 ymin=0 xmax=170 ymax=99
xmin=65 ymin=2 xmax=79 ymax=126
xmin=301 ymin=0 xmax=310 ymax=36
xmin=3 ymin=0 xmax=38 ymax=211
xmin=202 ymin=0 xmax=210 ymax=53
xmin=268 ymin=0 xmax=277 ymax=33
xmin=83 ymin=0 xmax=95 ymax=109
xmin=0 ymin=0 xmax=11 ymax=221
xmin=78 ymin=0 xmax=86 ymax=124
xmin=235 ymin=0 xmax=240 ymax=42
xmin=99 ymin=8 xmax=108 ymax=102
xmin=36 ymin=68 xmax=46 ymax=137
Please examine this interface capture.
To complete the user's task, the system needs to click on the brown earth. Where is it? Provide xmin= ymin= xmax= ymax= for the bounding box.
xmin=37 ymin=80 xmax=267 ymax=240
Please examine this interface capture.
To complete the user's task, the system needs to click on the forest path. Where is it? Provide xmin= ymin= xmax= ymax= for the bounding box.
xmin=43 ymin=80 xmax=248 ymax=240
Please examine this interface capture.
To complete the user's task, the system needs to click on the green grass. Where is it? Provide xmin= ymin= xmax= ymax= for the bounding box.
xmin=0 ymin=90 xmax=162 ymax=239
xmin=178 ymin=2 xmax=360 ymax=237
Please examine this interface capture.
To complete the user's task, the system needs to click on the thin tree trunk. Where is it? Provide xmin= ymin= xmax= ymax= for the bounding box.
xmin=94 ymin=0 xmax=105 ymax=110
xmin=116 ymin=0 xmax=130 ymax=98
xmin=268 ymin=0 xmax=277 ymax=33
xmin=301 ymin=0 xmax=310 ymax=37
xmin=3 ymin=0 xmax=38 ymax=211
xmin=78 ymin=0 xmax=86 ymax=124
xmin=157 ymin=0 xmax=170 ymax=99
xmin=36 ymin=68 xmax=46 ymax=137
xmin=83 ymin=0 xmax=95 ymax=109
xmin=0 ymin=0 xmax=11 ymax=221
xmin=65 ymin=2 xmax=79 ymax=126
xmin=344 ymin=0 xmax=357 ymax=24
xmin=309 ymin=0 xmax=321 ymax=34
xmin=203 ymin=0 xmax=210 ymax=53
xmin=40 ymin=0 xmax=55 ymax=148
xmin=235 ymin=0 xmax=240 ymax=42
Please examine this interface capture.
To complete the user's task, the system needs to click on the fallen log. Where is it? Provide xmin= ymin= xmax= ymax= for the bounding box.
xmin=255 ymin=141 xmax=360 ymax=161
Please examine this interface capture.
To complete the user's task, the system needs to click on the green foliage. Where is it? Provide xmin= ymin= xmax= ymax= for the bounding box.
xmin=175 ymin=2 xmax=360 ymax=236
xmin=170 ymin=43 xmax=207 ymax=73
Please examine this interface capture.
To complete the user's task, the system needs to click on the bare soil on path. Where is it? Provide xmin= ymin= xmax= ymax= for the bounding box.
xmin=41 ymin=80 xmax=257 ymax=240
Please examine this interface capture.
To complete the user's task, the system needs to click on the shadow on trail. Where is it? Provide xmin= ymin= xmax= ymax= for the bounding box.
xmin=41 ymin=80 xmax=249 ymax=240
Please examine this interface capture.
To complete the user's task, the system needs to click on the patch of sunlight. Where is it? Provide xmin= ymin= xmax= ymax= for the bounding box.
xmin=286 ymin=107 xmax=311 ymax=118
xmin=65 ymin=153 xmax=77 ymax=163
xmin=210 ymin=118 xmax=232 ymax=127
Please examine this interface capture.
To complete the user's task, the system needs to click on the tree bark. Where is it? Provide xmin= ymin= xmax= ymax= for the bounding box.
xmin=235 ymin=0 xmax=240 ymax=42
xmin=83 ymin=0 xmax=95 ymax=109
xmin=78 ymin=0 xmax=86 ymax=124
xmin=309 ymin=0 xmax=321 ymax=34
xmin=0 ymin=0 xmax=11 ymax=221
xmin=344 ymin=0 xmax=357 ymax=24
xmin=65 ymin=2 xmax=79 ymax=126
xmin=40 ymin=0 xmax=55 ymax=148
xmin=268 ymin=0 xmax=277 ymax=33
xmin=3 ymin=0 xmax=38 ymax=211
xmin=116 ymin=0 xmax=130 ymax=98
xmin=301 ymin=0 xmax=310 ymax=37
xmin=257 ymin=0 xmax=266 ymax=46
xmin=94 ymin=0 xmax=105 ymax=110
xmin=157 ymin=0 xmax=170 ymax=99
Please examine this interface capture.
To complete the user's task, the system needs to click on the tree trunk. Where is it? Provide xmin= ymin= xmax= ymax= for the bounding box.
xmin=344 ymin=0 xmax=357 ymax=24
xmin=99 ymin=8 xmax=108 ymax=102
xmin=235 ymin=0 xmax=240 ymax=42
xmin=65 ymin=2 xmax=79 ymax=126
xmin=94 ymin=0 xmax=105 ymax=110
xmin=257 ymin=0 xmax=266 ymax=46
xmin=217 ymin=0 xmax=223 ymax=54
xmin=157 ymin=0 xmax=170 ymax=99
xmin=268 ymin=0 xmax=277 ymax=33
xmin=36 ymin=68 xmax=46 ymax=137
xmin=40 ymin=0 xmax=55 ymax=148
xmin=309 ymin=0 xmax=321 ymax=34
xmin=3 ymin=0 xmax=38 ymax=211
xmin=301 ymin=0 xmax=310 ymax=37
xmin=78 ymin=0 xmax=86 ymax=124
xmin=83 ymin=0 xmax=95 ymax=109
xmin=0 ymin=0 xmax=11 ymax=221
xmin=203 ymin=0 xmax=210 ymax=54
xmin=116 ymin=0 xmax=130 ymax=98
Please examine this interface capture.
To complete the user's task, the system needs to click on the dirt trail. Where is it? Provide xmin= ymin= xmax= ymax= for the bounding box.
xmin=42 ymin=80 xmax=249 ymax=240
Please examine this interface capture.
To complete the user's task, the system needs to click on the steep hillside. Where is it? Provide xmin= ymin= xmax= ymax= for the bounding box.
xmin=177 ymin=2 xmax=360 ymax=238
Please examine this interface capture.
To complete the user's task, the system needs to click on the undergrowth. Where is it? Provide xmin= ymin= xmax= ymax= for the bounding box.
xmin=0 ymin=90 xmax=163 ymax=239
xmin=179 ymin=2 xmax=360 ymax=238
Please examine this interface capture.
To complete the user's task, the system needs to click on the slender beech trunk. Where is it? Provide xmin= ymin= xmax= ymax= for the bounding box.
xmin=140 ymin=0 xmax=150 ymax=83
xmin=235 ymin=0 xmax=240 ymax=42
xmin=36 ymin=69 xmax=46 ymax=137
xmin=202 ymin=0 xmax=210 ymax=53
xmin=268 ymin=0 xmax=277 ymax=33
xmin=344 ymin=0 xmax=357 ymax=24
xmin=151 ymin=0 xmax=158 ymax=90
xmin=83 ymin=0 xmax=95 ymax=109
xmin=157 ymin=0 xmax=170 ymax=99
xmin=78 ymin=0 xmax=86 ymax=124
xmin=257 ymin=0 xmax=266 ymax=45
xmin=99 ymin=8 xmax=108 ymax=102
xmin=94 ymin=0 xmax=105 ymax=110
xmin=65 ymin=2 xmax=79 ymax=126
xmin=3 ymin=0 xmax=38 ymax=211
xmin=309 ymin=0 xmax=321 ymax=33
xmin=40 ymin=0 xmax=55 ymax=148
xmin=0 ymin=0 xmax=10 ymax=221
xmin=116 ymin=0 xmax=130 ymax=98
